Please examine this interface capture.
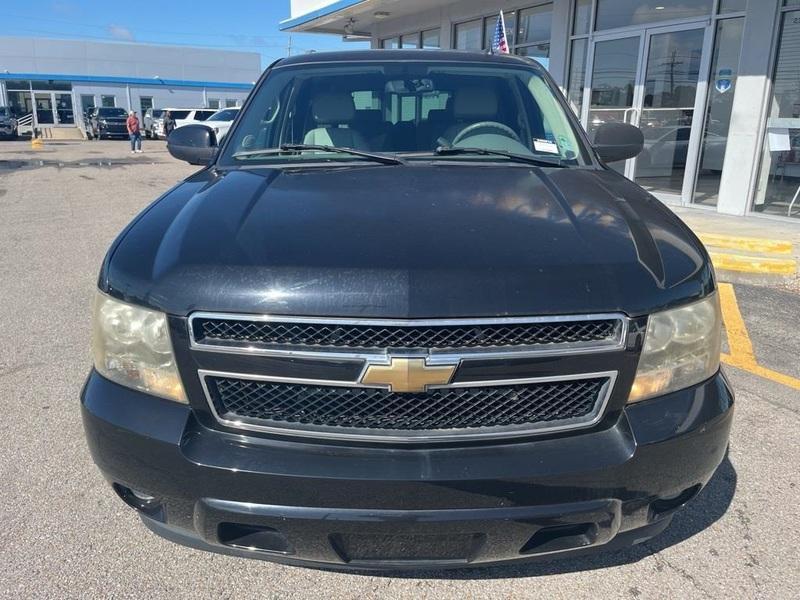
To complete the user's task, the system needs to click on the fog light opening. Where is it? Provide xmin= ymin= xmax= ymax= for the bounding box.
xmin=217 ymin=523 xmax=294 ymax=555
xmin=113 ymin=483 xmax=165 ymax=520
xmin=520 ymin=523 xmax=597 ymax=555
xmin=649 ymin=484 xmax=702 ymax=520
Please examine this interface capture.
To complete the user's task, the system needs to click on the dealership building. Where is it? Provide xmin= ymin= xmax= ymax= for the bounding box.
xmin=282 ymin=0 xmax=800 ymax=220
xmin=0 ymin=37 xmax=260 ymax=134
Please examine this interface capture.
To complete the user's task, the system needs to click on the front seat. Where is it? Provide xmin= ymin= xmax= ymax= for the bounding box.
xmin=303 ymin=92 xmax=369 ymax=149
xmin=441 ymin=87 xmax=500 ymax=146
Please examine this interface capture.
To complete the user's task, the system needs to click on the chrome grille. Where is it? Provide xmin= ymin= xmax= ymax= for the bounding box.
xmin=202 ymin=374 xmax=612 ymax=439
xmin=191 ymin=312 xmax=626 ymax=442
xmin=191 ymin=315 xmax=622 ymax=351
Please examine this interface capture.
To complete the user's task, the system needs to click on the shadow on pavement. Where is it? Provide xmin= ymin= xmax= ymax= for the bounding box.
xmin=373 ymin=455 xmax=737 ymax=580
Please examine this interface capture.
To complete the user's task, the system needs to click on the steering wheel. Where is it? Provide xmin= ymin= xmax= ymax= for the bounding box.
xmin=452 ymin=121 xmax=521 ymax=146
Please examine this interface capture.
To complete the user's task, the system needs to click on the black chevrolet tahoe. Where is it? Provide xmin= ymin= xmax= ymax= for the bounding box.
xmin=82 ymin=50 xmax=733 ymax=570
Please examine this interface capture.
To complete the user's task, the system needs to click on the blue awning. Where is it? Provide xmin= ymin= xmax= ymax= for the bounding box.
xmin=0 ymin=72 xmax=253 ymax=90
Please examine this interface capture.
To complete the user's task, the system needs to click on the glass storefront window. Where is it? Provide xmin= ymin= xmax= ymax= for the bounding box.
xmin=80 ymin=94 xmax=94 ymax=116
xmin=4 ymin=79 xmax=71 ymax=91
xmin=454 ymin=19 xmax=482 ymax=50
xmin=754 ymin=9 xmax=800 ymax=218
xmin=101 ymin=95 xmax=116 ymax=107
xmin=422 ymin=29 xmax=440 ymax=49
xmin=515 ymin=43 xmax=550 ymax=59
xmin=573 ymin=0 xmax=592 ymax=35
xmin=595 ymin=0 xmax=713 ymax=31
xmin=517 ymin=4 xmax=553 ymax=45
xmin=718 ymin=0 xmax=747 ymax=13
xmin=693 ymin=17 xmax=744 ymax=206
xmin=7 ymin=91 xmax=31 ymax=118
xmin=400 ymin=33 xmax=420 ymax=49
xmin=484 ymin=12 xmax=516 ymax=50
xmin=567 ymin=38 xmax=588 ymax=115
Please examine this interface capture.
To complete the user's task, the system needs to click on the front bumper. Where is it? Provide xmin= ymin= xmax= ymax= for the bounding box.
xmin=81 ymin=370 xmax=733 ymax=569
xmin=98 ymin=126 xmax=128 ymax=137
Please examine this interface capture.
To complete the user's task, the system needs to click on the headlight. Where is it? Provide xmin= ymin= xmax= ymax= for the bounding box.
xmin=92 ymin=291 xmax=187 ymax=403
xmin=628 ymin=293 xmax=721 ymax=403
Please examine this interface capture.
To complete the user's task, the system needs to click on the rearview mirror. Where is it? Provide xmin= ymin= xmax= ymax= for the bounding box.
xmin=592 ymin=122 xmax=644 ymax=164
xmin=167 ymin=124 xmax=218 ymax=166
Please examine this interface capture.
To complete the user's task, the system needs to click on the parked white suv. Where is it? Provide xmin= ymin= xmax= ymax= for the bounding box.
xmin=143 ymin=108 xmax=165 ymax=139
xmin=152 ymin=108 xmax=216 ymax=139
xmin=203 ymin=107 xmax=240 ymax=141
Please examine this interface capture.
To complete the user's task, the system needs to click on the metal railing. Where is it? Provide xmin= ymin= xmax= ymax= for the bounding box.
xmin=16 ymin=113 xmax=34 ymax=132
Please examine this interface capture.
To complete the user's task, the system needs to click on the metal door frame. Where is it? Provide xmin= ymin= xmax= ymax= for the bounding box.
xmin=581 ymin=19 xmax=715 ymax=206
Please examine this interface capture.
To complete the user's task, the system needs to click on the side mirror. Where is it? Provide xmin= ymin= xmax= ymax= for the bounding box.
xmin=592 ymin=122 xmax=644 ymax=164
xmin=167 ymin=124 xmax=218 ymax=166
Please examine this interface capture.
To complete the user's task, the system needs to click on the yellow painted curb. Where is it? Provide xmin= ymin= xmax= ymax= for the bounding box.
xmin=709 ymin=251 xmax=797 ymax=275
xmin=697 ymin=232 xmax=793 ymax=255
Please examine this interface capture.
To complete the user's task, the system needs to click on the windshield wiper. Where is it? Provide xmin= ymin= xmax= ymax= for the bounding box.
xmin=232 ymin=144 xmax=406 ymax=166
xmin=432 ymin=146 xmax=566 ymax=168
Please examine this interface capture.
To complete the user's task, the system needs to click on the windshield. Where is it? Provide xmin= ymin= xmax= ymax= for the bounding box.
xmin=98 ymin=108 xmax=127 ymax=118
xmin=0 ymin=107 xmax=11 ymax=117
xmin=207 ymin=108 xmax=239 ymax=122
xmin=219 ymin=61 xmax=589 ymax=167
xmin=151 ymin=109 xmax=164 ymax=118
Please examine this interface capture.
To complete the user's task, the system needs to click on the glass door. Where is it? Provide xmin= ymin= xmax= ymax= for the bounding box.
xmin=583 ymin=34 xmax=644 ymax=177
xmin=583 ymin=23 xmax=713 ymax=204
xmin=34 ymin=93 xmax=54 ymax=124
xmin=54 ymin=93 xmax=74 ymax=125
xmin=634 ymin=26 xmax=709 ymax=202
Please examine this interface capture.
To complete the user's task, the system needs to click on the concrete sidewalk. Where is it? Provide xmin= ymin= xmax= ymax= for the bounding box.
xmin=672 ymin=206 xmax=800 ymax=284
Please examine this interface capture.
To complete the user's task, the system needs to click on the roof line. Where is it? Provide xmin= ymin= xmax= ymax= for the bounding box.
xmin=0 ymin=72 xmax=253 ymax=90
xmin=279 ymin=0 xmax=368 ymax=31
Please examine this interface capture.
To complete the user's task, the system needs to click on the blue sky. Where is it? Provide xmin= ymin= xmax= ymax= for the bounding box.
xmin=4 ymin=1 xmax=367 ymax=67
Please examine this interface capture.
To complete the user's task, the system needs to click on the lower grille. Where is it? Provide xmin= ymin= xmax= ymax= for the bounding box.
xmin=203 ymin=375 xmax=611 ymax=439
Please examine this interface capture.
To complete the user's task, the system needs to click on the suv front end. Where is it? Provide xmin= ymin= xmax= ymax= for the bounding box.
xmin=83 ymin=289 xmax=731 ymax=568
xmin=81 ymin=50 xmax=733 ymax=570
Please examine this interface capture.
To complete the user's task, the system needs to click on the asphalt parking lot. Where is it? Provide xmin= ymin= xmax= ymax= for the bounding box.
xmin=1 ymin=140 xmax=799 ymax=599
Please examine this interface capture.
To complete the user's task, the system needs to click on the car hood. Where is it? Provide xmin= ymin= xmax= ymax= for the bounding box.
xmin=103 ymin=163 xmax=713 ymax=318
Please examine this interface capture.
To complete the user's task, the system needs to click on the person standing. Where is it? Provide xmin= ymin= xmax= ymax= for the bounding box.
xmin=127 ymin=110 xmax=142 ymax=153
xmin=163 ymin=110 xmax=176 ymax=138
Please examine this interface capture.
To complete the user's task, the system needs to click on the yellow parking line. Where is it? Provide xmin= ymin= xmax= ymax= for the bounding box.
xmin=718 ymin=283 xmax=756 ymax=362
xmin=698 ymin=233 xmax=793 ymax=255
xmin=718 ymin=283 xmax=800 ymax=391
xmin=709 ymin=252 xmax=797 ymax=275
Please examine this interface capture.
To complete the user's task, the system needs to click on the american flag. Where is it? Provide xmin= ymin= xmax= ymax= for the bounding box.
xmin=492 ymin=11 xmax=510 ymax=54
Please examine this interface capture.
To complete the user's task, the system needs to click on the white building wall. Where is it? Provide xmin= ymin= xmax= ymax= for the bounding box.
xmin=0 ymin=36 xmax=261 ymax=84
xmin=71 ymin=84 xmax=249 ymax=112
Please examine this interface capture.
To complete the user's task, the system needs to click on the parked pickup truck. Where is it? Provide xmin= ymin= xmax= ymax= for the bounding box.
xmin=82 ymin=50 xmax=733 ymax=570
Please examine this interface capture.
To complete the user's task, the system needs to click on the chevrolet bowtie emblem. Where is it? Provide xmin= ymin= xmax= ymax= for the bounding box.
xmin=360 ymin=358 xmax=457 ymax=393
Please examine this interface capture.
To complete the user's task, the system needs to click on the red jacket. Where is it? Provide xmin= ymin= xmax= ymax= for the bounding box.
xmin=126 ymin=115 xmax=140 ymax=134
